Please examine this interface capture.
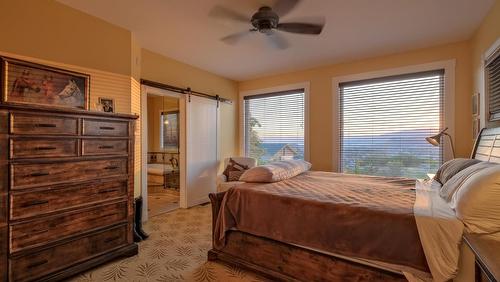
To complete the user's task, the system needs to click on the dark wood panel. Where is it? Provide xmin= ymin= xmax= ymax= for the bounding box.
xmin=0 ymin=193 xmax=6 ymax=227
xmin=10 ymin=113 xmax=78 ymax=135
xmin=0 ymin=111 xmax=7 ymax=134
xmin=10 ymin=138 xmax=78 ymax=159
xmin=211 ymin=231 xmax=406 ymax=282
xmin=82 ymin=139 xmax=128 ymax=156
xmin=0 ymin=136 xmax=6 ymax=194
xmin=0 ymin=227 xmax=6 ymax=282
xmin=464 ymin=234 xmax=500 ymax=282
xmin=0 ymin=103 xmax=138 ymax=120
xmin=82 ymin=119 xmax=128 ymax=137
xmin=10 ymin=179 xmax=128 ymax=220
xmin=9 ymin=225 xmax=128 ymax=282
xmin=11 ymin=158 xmax=128 ymax=190
xmin=10 ymin=201 xmax=127 ymax=253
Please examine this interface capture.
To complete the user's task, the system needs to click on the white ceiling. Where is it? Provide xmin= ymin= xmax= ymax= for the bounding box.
xmin=58 ymin=0 xmax=494 ymax=81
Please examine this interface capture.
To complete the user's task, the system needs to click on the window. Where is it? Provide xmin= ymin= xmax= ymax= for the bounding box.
xmin=339 ymin=70 xmax=444 ymax=179
xmin=244 ymin=89 xmax=305 ymax=164
xmin=160 ymin=111 xmax=179 ymax=151
xmin=487 ymin=48 xmax=500 ymax=121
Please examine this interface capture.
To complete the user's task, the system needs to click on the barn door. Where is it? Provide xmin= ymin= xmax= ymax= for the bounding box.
xmin=184 ymin=95 xmax=219 ymax=207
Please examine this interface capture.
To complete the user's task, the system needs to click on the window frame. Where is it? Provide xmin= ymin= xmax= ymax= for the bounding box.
xmin=483 ymin=38 xmax=500 ymax=123
xmin=239 ymin=82 xmax=310 ymax=162
xmin=332 ymin=60 xmax=456 ymax=172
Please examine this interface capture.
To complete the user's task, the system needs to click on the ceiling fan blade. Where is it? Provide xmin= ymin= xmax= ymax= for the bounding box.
xmin=209 ymin=6 xmax=249 ymax=23
xmin=277 ymin=22 xmax=324 ymax=35
xmin=266 ymin=32 xmax=289 ymax=50
xmin=221 ymin=31 xmax=252 ymax=45
xmin=272 ymin=0 xmax=301 ymax=17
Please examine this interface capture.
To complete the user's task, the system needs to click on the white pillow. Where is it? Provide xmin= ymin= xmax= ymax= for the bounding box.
xmin=239 ymin=160 xmax=312 ymax=183
xmin=451 ymin=164 xmax=500 ymax=234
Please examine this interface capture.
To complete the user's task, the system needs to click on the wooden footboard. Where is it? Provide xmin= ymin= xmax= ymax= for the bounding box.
xmin=207 ymin=192 xmax=406 ymax=282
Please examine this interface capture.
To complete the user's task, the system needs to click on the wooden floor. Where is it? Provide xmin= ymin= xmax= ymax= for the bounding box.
xmin=148 ymin=189 xmax=179 ymax=217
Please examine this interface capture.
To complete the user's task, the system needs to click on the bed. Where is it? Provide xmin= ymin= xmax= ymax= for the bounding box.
xmin=208 ymin=127 xmax=500 ymax=281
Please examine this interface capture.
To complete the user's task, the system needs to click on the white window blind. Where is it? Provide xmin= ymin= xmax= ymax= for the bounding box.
xmin=487 ymin=48 xmax=500 ymax=121
xmin=339 ymin=70 xmax=444 ymax=179
xmin=244 ymin=89 xmax=305 ymax=164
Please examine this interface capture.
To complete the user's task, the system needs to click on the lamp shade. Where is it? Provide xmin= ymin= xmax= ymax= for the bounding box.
xmin=425 ymin=134 xmax=441 ymax=146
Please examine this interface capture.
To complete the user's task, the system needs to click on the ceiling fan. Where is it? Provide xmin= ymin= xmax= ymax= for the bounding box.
xmin=209 ymin=0 xmax=325 ymax=49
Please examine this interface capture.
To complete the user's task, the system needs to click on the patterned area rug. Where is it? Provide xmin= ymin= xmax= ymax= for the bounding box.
xmin=70 ymin=204 xmax=266 ymax=282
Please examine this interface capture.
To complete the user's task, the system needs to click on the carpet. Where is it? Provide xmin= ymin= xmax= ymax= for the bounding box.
xmin=70 ymin=204 xmax=266 ymax=282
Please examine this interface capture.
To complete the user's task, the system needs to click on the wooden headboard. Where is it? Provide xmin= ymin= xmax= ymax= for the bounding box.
xmin=471 ymin=127 xmax=500 ymax=163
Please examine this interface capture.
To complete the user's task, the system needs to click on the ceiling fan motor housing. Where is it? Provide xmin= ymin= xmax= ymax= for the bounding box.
xmin=251 ymin=6 xmax=279 ymax=34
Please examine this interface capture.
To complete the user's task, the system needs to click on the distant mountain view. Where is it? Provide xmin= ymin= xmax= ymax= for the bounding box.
xmin=341 ymin=129 xmax=441 ymax=179
xmin=253 ymin=129 xmax=441 ymax=179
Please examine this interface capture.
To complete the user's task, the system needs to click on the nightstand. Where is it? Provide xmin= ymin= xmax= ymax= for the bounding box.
xmin=464 ymin=234 xmax=500 ymax=282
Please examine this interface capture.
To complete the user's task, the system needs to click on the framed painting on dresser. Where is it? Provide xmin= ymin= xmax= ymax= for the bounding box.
xmin=1 ymin=57 xmax=90 ymax=110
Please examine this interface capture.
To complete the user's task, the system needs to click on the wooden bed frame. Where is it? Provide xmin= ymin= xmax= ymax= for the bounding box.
xmin=207 ymin=127 xmax=500 ymax=281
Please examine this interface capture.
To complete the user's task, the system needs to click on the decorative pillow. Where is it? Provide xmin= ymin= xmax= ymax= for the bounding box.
xmin=439 ymin=161 xmax=496 ymax=201
xmin=450 ymin=164 xmax=500 ymax=234
xmin=239 ymin=160 xmax=312 ymax=183
xmin=434 ymin=158 xmax=481 ymax=185
xmin=228 ymin=170 xmax=245 ymax=182
xmin=222 ymin=158 xmax=249 ymax=179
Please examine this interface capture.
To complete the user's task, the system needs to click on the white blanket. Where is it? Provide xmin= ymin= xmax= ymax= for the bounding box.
xmin=407 ymin=180 xmax=464 ymax=282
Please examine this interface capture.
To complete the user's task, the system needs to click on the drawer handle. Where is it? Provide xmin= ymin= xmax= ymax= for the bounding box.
xmin=35 ymin=146 xmax=57 ymax=151
xmin=21 ymin=200 xmax=49 ymax=207
xmin=35 ymin=123 xmax=57 ymax=128
xmin=99 ymin=145 xmax=114 ymax=149
xmin=104 ymin=166 xmax=119 ymax=170
xmin=30 ymin=172 xmax=49 ymax=177
xmin=27 ymin=259 xmax=48 ymax=269
xmin=104 ymin=236 xmax=121 ymax=243
xmin=98 ymin=188 xmax=119 ymax=194
xmin=32 ymin=228 xmax=49 ymax=235
xmin=99 ymin=126 xmax=115 ymax=130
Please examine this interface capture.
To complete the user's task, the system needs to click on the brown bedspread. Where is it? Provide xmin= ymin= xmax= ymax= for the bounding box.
xmin=214 ymin=171 xmax=429 ymax=272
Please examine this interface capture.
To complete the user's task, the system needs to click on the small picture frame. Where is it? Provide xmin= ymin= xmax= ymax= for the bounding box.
xmin=98 ymin=97 xmax=115 ymax=113
xmin=472 ymin=92 xmax=480 ymax=117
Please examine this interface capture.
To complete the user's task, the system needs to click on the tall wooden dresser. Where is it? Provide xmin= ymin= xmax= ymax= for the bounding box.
xmin=0 ymin=104 xmax=138 ymax=281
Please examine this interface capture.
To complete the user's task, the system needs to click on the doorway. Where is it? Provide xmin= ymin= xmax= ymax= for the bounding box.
xmin=141 ymin=85 xmax=220 ymax=221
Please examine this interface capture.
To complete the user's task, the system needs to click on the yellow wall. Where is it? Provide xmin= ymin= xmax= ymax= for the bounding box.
xmin=0 ymin=0 xmax=131 ymax=76
xmin=239 ymin=41 xmax=473 ymax=171
xmin=472 ymin=0 xmax=500 ymax=127
xmin=141 ymin=49 xmax=240 ymax=166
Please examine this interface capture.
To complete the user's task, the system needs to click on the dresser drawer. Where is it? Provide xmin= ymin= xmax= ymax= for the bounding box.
xmin=10 ymin=201 xmax=127 ymax=253
xmin=0 ymin=227 xmax=6 ymax=282
xmin=10 ymin=113 xmax=78 ymax=135
xmin=82 ymin=139 xmax=128 ymax=156
xmin=11 ymin=158 xmax=128 ymax=190
xmin=10 ymin=138 xmax=78 ymax=159
xmin=83 ymin=119 xmax=128 ymax=137
xmin=10 ymin=225 xmax=128 ymax=282
xmin=10 ymin=180 xmax=128 ymax=220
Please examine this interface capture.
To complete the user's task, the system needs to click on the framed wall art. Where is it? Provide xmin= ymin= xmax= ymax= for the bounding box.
xmin=1 ymin=57 xmax=90 ymax=110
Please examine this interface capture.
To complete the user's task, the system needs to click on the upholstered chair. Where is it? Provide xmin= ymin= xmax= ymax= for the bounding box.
xmin=217 ymin=157 xmax=257 ymax=192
